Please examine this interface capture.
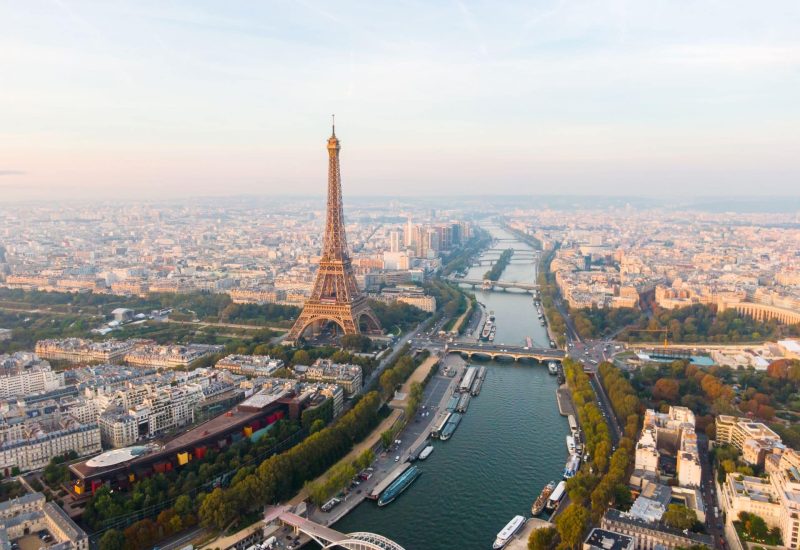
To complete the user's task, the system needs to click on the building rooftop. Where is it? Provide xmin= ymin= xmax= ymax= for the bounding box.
xmin=584 ymin=528 xmax=634 ymax=550
xmin=604 ymin=509 xmax=714 ymax=546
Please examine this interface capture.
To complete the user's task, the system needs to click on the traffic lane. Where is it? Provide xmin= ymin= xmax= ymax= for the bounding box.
xmin=696 ymin=435 xmax=724 ymax=549
xmin=320 ymin=373 xmax=455 ymax=520
xmin=588 ymin=375 xmax=621 ymax=445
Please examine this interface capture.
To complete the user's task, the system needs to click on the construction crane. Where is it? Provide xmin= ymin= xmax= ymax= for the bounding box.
xmin=624 ymin=328 xmax=669 ymax=349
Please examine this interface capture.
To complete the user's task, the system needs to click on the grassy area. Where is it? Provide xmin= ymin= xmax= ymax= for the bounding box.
xmin=734 ymin=521 xmax=783 ymax=546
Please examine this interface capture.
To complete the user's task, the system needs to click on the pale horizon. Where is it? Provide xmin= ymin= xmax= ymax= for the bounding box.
xmin=2 ymin=1 xmax=799 ymax=201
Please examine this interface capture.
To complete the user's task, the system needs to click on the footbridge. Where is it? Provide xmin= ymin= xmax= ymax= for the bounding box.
xmin=446 ymin=342 xmax=565 ymax=362
xmin=275 ymin=511 xmax=406 ymax=550
xmin=453 ymin=278 xmax=539 ymax=292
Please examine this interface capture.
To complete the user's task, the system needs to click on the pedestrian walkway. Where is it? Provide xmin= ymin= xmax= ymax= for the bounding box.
xmin=506 ymin=518 xmax=553 ymax=550
xmin=389 ymin=354 xmax=439 ymax=408
xmin=288 ymin=408 xmax=403 ymax=506
xmin=556 ymin=385 xmax=576 ymax=417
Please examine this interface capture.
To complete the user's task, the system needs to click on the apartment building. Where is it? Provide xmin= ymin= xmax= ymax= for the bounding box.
xmin=215 ymin=354 xmax=285 ymax=377
xmin=0 ymin=420 xmax=101 ymax=473
xmin=97 ymin=411 xmax=138 ymax=448
xmin=715 ymin=415 xmax=783 ymax=466
xmin=0 ymin=352 xmax=65 ymax=399
xmin=35 ymin=338 xmax=136 ymax=364
xmin=295 ymin=359 xmax=362 ymax=396
xmin=229 ymin=288 xmax=286 ymax=304
xmin=719 ymin=448 xmax=800 ymax=549
xmin=96 ymin=384 xmax=204 ymax=447
xmin=124 ymin=344 xmax=224 ymax=369
xmin=601 ymin=509 xmax=713 ymax=550
xmin=633 ymin=407 xmax=702 ymax=488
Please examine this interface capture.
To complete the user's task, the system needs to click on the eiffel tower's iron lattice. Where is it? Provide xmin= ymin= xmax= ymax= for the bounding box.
xmin=284 ymin=122 xmax=381 ymax=343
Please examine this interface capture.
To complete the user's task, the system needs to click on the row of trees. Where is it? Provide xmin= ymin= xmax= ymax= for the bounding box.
xmin=197 ymin=391 xmax=383 ymax=531
xmin=304 ymin=448 xmax=375 ymax=506
xmin=570 ymin=307 xmax=646 ymax=340
xmin=483 ymin=249 xmax=514 ymax=281
xmin=537 ymin=248 xmax=567 ymax=347
xmin=379 ymin=346 xmax=429 ymax=400
xmin=426 ymin=280 xmax=468 ymax=324
xmin=99 ymin=496 xmax=198 ymax=550
xmin=620 ymin=304 xmax=800 ymax=344
xmin=500 ymin=223 xmax=543 ymax=251
xmin=86 ymin=419 xmax=305 ymax=533
xmin=441 ymin=230 xmax=492 ymax=276
xmin=531 ymin=360 xmax=641 ymax=550
xmin=568 ymin=300 xmax=800 ymax=344
xmin=369 ymin=299 xmax=429 ymax=332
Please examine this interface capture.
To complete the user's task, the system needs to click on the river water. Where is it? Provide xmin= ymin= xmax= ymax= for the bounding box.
xmin=334 ymin=226 xmax=568 ymax=549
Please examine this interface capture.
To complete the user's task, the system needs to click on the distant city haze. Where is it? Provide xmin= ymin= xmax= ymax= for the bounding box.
xmin=1 ymin=1 xmax=799 ymax=201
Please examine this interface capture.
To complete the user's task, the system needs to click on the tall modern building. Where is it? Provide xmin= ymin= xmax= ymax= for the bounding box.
xmin=389 ymin=230 xmax=402 ymax=253
xmin=285 ymin=122 xmax=381 ymax=343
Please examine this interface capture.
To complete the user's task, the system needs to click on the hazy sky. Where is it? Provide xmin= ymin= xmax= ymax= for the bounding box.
xmin=1 ymin=1 xmax=799 ymax=201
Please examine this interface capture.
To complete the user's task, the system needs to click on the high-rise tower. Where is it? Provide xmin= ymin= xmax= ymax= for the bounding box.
xmin=284 ymin=121 xmax=381 ymax=344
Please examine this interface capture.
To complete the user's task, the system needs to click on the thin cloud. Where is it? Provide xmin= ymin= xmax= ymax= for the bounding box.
xmin=0 ymin=170 xmax=25 ymax=176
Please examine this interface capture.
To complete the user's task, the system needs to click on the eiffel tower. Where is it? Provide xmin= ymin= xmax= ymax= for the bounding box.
xmin=284 ymin=120 xmax=381 ymax=344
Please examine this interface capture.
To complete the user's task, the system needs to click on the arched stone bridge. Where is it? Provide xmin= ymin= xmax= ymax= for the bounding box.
xmin=446 ymin=342 xmax=565 ymax=362
xmin=451 ymin=277 xmax=539 ymax=292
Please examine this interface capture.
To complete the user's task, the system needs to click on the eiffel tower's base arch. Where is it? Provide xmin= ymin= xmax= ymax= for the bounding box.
xmin=284 ymin=300 xmax=382 ymax=345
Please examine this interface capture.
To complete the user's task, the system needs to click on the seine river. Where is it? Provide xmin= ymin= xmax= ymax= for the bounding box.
xmin=335 ymin=226 xmax=568 ymax=549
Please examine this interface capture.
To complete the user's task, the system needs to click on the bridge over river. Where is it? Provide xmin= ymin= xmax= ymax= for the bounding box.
xmin=451 ymin=277 xmax=539 ymax=292
xmin=446 ymin=342 xmax=565 ymax=362
xmin=267 ymin=509 xmax=406 ymax=550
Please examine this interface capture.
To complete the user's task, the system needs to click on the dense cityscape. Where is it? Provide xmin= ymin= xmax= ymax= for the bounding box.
xmin=3 ymin=2 xmax=800 ymax=550
xmin=2 ymin=188 xmax=800 ymax=550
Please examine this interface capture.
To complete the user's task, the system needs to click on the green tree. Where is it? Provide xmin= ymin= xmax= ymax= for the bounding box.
xmin=98 ymin=529 xmax=125 ymax=550
xmin=529 ymin=526 xmax=558 ymax=550
xmin=340 ymin=334 xmax=371 ymax=352
xmin=310 ymin=418 xmax=326 ymax=434
xmin=741 ymin=512 xmax=769 ymax=540
xmin=174 ymin=495 xmax=192 ymax=516
xmin=199 ymin=488 xmax=235 ymax=530
xmin=663 ymin=504 xmax=697 ymax=530
xmin=555 ymin=503 xmax=589 ymax=550
xmin=292 ymin=350 xmax=311 ymax=366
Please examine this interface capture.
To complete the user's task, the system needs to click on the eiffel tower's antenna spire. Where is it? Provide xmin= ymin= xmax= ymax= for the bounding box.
xmin=331 ymin=114 xmax=335 ymax=137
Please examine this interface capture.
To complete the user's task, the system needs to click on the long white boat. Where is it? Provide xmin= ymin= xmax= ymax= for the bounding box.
xmin=546 ymin=480 xmax=566 ymax=510
xmin=566 ymin=435 xmax=576 ymax=455
xmin=419 ymin=445 xmax=434 ymax=460
xmin=492 ymin=515 xmax=526 ymax=549
xmin=563 ymin=453 xmax=580 ymax=479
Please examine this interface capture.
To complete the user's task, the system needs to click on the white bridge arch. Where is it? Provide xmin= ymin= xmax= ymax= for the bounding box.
xmin=273 ymin=511 xmax=405 ymax=550
xmin=322 ymin=532 xmax=406 ymax=550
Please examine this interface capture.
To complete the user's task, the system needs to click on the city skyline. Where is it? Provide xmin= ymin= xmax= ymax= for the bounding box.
xmin=2 ymin=1 xmax=800 ymax=201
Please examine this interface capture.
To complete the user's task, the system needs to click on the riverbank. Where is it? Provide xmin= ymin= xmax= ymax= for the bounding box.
xmin=507 ymin=518 xmax=554 ymax=550
xmin=304 ymin=356 xmax=464 ymax=526
xmin=556 ymin=385 xmax=576 ymax=417
xmin=334 ymin=224 xmax=568 ymax=549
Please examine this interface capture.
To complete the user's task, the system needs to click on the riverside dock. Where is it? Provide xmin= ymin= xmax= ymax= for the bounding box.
xmin=556 ymin=385 xmax=576 ymax=417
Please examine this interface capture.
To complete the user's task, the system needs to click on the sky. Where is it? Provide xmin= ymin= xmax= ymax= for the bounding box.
xmin=1 ymin=0 xmax=799 ymax=201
